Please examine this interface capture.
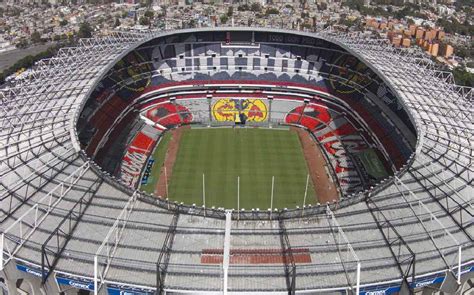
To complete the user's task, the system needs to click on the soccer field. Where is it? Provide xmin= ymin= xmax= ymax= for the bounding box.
xmin=154 ymin=127 xmax=317 ymax=209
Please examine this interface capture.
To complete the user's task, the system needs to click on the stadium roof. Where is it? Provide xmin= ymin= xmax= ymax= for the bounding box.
xmin=0 ymin=27 xmax=472 ymax=294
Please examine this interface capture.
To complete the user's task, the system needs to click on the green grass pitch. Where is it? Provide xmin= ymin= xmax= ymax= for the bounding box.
xmin=150 ymin=127 xmax=316 ymax=209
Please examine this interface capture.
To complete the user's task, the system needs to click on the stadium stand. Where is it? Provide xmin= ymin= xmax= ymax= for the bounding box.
xmin=0 ymin=28 xmax=472 ymax=295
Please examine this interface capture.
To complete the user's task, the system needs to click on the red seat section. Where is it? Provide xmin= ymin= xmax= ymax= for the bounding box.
xmin=144 ymin=102 xmax=193 ymax=128
xmin=85 ymin=95 xmax=128 ymax=156
xmin=120 ymin=127 xmax=161 ymax=187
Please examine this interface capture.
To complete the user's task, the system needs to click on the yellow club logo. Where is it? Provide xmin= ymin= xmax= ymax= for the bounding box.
xmin=212 ymin=99 xmax=268 ymax=122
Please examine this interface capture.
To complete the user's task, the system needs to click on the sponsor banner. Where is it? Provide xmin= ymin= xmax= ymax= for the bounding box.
xmin=141 ymin=159 xmax=155 ymax=185
xmin=359 ymin=265 xmax=474 ymax=295
xmin=360 ymin=275 xmax=444 ymax=295
xmin=107 ymin=283 xmax=154 ymax=295
xmin=460 ymin=265 xmax=474 ymax=275
xmin=360 ymin=285 xmax=400 ymax=295
xmin=16 ymin=263 xmax=44 ymax=278
xmin=56 ymin=275 xmax=94 ymax=291
xmin=411 ymin=275 xmax=444 ymax=289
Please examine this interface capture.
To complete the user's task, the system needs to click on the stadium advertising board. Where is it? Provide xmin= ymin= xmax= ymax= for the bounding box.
xmin=359 ymin=270 xmax=467 ymax=295
xmin=107 ymin=283 xmax=154 ymax=295
xmin=16 ymin=263 xmax=45 ymax=278
xmin=359 ymin=285 xmax=400 ymax=295
xmin=412 ymin=275 xmax=444 ymax=289
xmin=141 ymin=159 xmax=155 ymax=185
xmin=460 ymin=265 xmax=474 ymax=275
xmin=358 ymin=276 xmax=443 ymax=295
xmin=56 ymin=274 xmax=94 ymax=291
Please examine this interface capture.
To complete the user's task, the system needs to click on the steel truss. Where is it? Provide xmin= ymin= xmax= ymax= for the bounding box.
xmin=395 ymin=177 xmax=463 ymax=288
xmin=41 ymin=177 xmax=101 ymax=284
xmin=279 ymin=219 xmax=296 ymax=295
xmin=326 ymin=206 xmax=360 ymax=294
xmin=327 ymin=31 xmax=473 ymax=143
xmin=0 ymin=145 xmax=77 ymax=222
xmin=222 ymin=210 xmax=232 ymax=294
xmin=366 ymin=197 xmax=416 ymax=293
xmin=0 ymin=161 xmax=90 ymax=270
xmin=0 ymin=27 xmax=472 ymax=294
xmin=407 ymin=160 xmax=472 ymax=241
xmin=156 ymin=211 xmax=179 ymax=295
xmin=413 ymin=158 xmax=472 ymax=227
xmin=94 ymin=190 xmax=138 ymax=295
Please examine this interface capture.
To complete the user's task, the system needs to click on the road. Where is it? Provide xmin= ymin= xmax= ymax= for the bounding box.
xmin=0 ymin=43 xmax=53 ymax=72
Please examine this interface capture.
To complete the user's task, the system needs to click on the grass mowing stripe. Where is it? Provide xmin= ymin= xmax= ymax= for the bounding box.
xmin=165 ymin=128 xmax=317 ymax=209
xmin=140 ymin=132 xmax=172 ymax=194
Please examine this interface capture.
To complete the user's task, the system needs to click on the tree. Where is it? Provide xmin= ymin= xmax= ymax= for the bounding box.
xmin=453 ymin=67 xmax=474 ymax=87
xmin=114 ymin=18 xmax=121 ymax=28
xmin=59 ymin=19 xmax=68 ymax=26
xmin=16 ymin=38 xmax=28 ymax=49
xmin=139 ymin=16 xmax=150 ymax=26
xmin=238 ymin=4 xmax=249 ymax=11
xmin=188 ymin=19 xmax=196 ymax=28
xmin=31 ymin=31 xmax=42 ymax=44
xmin=220 ymin=14 xmax=229 ymax=24
xmin=78 ymin=22 xmax=93 ymax=38
xmin=251 ymin=2 xmax=262 ymax=12
xmin=53 ymin=34 xmax=61 ymax=41
xmin=301 ymin=22 xmax=312 ymax=30
xmin=437 ymin=17 xmax=474 ymax=36
xmin=144 ymin=10 xmax=154 ymax=18
xmin=227 ymin=6 xmax=233 ymax=17
xmin=455 ymin=45 xmax=473 ymax=59
xmin=0 ymin=44 xmax=61 ymax=85
xmin=265 ymin=7 xmax=279 ymax=15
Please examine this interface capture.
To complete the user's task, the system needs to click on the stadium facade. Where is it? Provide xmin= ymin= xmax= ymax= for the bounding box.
xmin=0 ymin=27 xmax=472 ymax=295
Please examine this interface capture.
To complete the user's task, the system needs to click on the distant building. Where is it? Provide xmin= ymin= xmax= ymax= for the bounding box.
xmin=443 ymin=44 xmax=454 ymax=58
xmin=429 ymin=43 xmax=439 ymax=56
xmin=402 ymin=38 xmax=411 ymax=47
xmin=415 ymin=28 xmax=425 ymax=39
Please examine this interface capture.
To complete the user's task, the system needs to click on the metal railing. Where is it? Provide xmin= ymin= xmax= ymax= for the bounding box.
xmin=326 ymin=206 xmax=360 ymax=294
xmin=41 ymin=177 xmax=99 ymax=284
xmin=94 ymin=190 xmax=138 ymax=294
xmin=0 ymin=161 xmax=90 ymax=270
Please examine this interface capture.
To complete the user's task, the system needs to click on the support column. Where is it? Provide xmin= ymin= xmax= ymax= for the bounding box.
xmin=223 ymin=210 xmax=232 ymax=294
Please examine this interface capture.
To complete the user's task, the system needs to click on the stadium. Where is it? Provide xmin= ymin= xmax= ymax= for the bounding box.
xmin=0 ymin=27 xmax=472 ymax=295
